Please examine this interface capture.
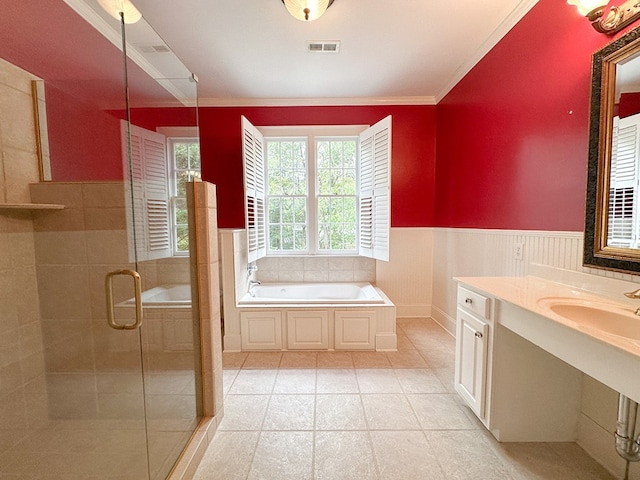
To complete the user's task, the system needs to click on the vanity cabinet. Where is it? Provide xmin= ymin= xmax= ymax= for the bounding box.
xmin=455 ymin=279 xmax=585 ymax=442
xmin=455 ymin=286 xmax=492 ymax=420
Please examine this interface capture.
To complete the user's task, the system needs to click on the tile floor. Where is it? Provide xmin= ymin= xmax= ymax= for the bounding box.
xmin=193 ymin=318 xmax=615 ymax=480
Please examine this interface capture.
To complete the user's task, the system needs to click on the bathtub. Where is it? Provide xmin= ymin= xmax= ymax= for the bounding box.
xmin=120 ymin=284 xmax=192 ymax=308
xmin=238 ymin=282 xmax=385 ymax=305
xmin=232 ymin=282 xmax=396 ymax=352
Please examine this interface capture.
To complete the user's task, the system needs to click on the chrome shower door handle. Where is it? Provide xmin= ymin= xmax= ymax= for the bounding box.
xmin=105 ymin=269 xmax=143 ymax=330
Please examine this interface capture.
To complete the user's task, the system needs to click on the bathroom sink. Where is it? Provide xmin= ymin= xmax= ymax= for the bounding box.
xmin=537 ymin=297 xmax=640 ymax=340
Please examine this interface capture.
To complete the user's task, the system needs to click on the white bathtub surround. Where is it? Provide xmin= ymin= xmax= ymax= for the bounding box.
xmin=236 ymin=283 xmax=396 ymax=352
xmin=238 ymin=282 xmax=384 ymax=304
xmin=219 ymin=230 xmax=396 ymax=352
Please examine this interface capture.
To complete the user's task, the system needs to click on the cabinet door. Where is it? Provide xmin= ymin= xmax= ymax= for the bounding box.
xmin=287 ymin=311 xmax=329 ymax=350
xmin=455 ymin=307 xmax=489 ymax=418
xmin=334 ymin=310 xmax=376 ymax=350
xmin=240 ymin=311 xmax=282 ymax=350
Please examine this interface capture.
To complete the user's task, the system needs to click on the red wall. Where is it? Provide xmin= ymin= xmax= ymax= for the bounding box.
xmin=199 ymin=105 xmax=436 ymax=228
xmin=46 ymin=85 xmax=123 ymax=181
xmin=435 ymin=0 xmax=627 ymax=231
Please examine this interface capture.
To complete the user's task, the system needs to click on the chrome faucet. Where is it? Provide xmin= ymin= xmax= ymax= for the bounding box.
xmin=248 ymin=279 xmax=261 ymax=297
xmin=624 ymin=288 xmax=640 ymax=315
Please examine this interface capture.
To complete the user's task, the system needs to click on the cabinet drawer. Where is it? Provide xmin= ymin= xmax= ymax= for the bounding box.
xmin=457 ymin=286 xmax=490 ymax=319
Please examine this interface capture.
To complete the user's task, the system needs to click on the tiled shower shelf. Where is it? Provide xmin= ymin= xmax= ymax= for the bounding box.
xmin=0 ymin=203 xmax=65 ymax=210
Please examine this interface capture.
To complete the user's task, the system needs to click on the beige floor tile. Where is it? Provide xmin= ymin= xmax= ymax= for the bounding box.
xmin=371 ymin=430 xmax=445 ymax=479
xmin=218 ymin=394 xmax=269 ymax=431
xmin=248 ymin=431 xmax=313 ymax=480
xmin=193 ymin=431 xmax=259 ymax=480
xmin=273 ymin=369 xmax=316 ymax=394
xmin=222 ymin=369 xmax=239 ymax=395
xmin=196 ymin=321 xmax=617 ymax=480
xmin=394 ymin=368 xmax=447 ymax=394
xmin=408 ymin=393 xmax=478 ymax=430
xmin=315 ymin=394 xmax=367 ymax=430
xmin=361 ymin=393 xmax=421 ymax=430
xmin=352 ymin=351 xmax=391 ymax=368
xmin=222 ymin=352 xmax=247 ymax=368
xmin=424 ymin=430 xmax=513 ymax=479
xmin=262 ymin=394 xmax=315 ymax=430
xmin=228 ymin=369 xmax=277 ymax=394
xmin=316 ymin=368 xmax=359 ymax=394
xmin=356 ymin=369 xmax=402 ymax=393
xmin=279 ymin=351 xmax=318 ymax=368
xmin=314 ymin=431 xmax=378 ymax=480
xmin=316 ymin=351 xmax=354 ymax=368
xmin=385 ymin=350 xmax=429 ymax=368
xmin=242 ymin=352 xmax=282 ymax=369
xmin=395 ymin=330 xmax=416 ymax=351
xmin=493 ymin=441 xmax=615 ymax=480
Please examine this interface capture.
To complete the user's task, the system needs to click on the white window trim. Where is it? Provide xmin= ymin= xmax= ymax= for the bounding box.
xmin=263 ymin=130 xmax=363 ymax=256
xmin=242 ymin=116 xmax=391 ymax=262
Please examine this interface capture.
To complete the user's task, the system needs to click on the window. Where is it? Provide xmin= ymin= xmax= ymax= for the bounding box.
xmin=242 ymin=116 xmax=391 ymax=262
xmin=169 ymin=138 xmax=201 ymax=255
xmin=121 ymin=122 xmax=201 ymax=261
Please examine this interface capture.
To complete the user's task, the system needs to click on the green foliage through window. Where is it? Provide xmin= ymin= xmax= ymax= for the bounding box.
xmin=265 ymin=136 xmax=357 ymax=254
xmin=171 ymin=140 xmax=201 ymax=254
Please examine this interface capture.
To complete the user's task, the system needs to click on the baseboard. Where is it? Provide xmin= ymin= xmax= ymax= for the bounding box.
xmin=430 ymin=304 xmax=456 ymax=336
xmin=395 ymin=304 xmax=431 ymax=318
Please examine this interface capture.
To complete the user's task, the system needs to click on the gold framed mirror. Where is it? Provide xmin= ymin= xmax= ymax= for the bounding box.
xmin=585 ymin=25 xmax=640 ymax=273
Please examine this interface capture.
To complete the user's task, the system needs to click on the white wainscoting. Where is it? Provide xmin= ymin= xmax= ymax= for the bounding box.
xmin=428 ymin=227 xmax=640 ymax=480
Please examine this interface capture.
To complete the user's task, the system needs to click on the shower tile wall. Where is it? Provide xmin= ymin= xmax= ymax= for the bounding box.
xmin=0 ymin=58 xmax=47 ymax=457
xmin=29 ymin=181 xmax=193 ymax=419
xmin=255 ymin=256 xmax=375 ymax=283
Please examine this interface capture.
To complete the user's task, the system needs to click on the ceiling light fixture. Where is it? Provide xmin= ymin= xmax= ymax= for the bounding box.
xmin=97 ymin=0 xmax=142 ymax=24
xmin=568 ymin=0 xmax=640 ymax=34
xmin=282 ymin=0 xmax=334 ymax=22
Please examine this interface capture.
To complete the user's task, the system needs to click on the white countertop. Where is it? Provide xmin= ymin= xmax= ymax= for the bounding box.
xmin=455 ymin=275 xmax=640 ymax=359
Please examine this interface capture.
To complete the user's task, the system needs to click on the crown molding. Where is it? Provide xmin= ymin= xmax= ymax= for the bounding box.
xmin=196 ymin=96 xmax=437 ymax=108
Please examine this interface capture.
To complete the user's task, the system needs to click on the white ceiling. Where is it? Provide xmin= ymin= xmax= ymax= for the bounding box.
xmin=129 ymin=0 xmax=538 ymax=106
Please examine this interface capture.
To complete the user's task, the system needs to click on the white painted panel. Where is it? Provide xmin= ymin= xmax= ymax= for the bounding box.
xmin=334 ymin=310 xmax=375 ymax=350
xmin=286 ymin=310 xmax=329 ymax=350
xmin=240 ymin=311 xmax=282 ymax=350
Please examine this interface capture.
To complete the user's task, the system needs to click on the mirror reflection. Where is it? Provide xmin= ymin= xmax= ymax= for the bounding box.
xmin=608 ymin=51 xmax=640 ymax=249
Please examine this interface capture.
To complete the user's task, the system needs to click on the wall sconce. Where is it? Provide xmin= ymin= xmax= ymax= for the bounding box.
xmin=568 ymin=0 xmax=640 ymax=34
xmin=97 ymin=0 xmax=142 ymax=24
xmin=282 ymin=0 xmax=334 ymax=21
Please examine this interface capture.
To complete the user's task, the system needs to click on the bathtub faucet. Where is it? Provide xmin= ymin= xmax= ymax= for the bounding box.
xmin=248 ymin=279 xmax=261 ymax=297
xmin=247 ymin=264 xmax=258 ymax=277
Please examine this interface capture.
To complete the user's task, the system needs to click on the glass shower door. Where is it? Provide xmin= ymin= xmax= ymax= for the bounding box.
xmin=0 ymin=1 xmax=202 ymax=478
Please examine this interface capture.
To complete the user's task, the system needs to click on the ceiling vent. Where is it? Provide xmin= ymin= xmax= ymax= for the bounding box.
xmin=136 ymin=44 xmax=171 ymax=54
xmin=307 ymin=41 xmax=340 ymax=53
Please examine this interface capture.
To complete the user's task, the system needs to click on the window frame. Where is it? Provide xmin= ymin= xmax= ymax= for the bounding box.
xmin=242 ymin=116 xmax=391 ymax=263
xmin=260 ymin=125 xmax=367 ymax=256
xmin=167 ymin=136 xmax=201 ymax=256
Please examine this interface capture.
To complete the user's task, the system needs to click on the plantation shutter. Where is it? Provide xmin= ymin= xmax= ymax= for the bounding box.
xmin=122 ymin=121 xmax=171 ymax=262
xmin=608 ymin=114 xmax=640 ymax=248
xmin=241 ymin=116 xmax=267 ymax=263
xmin=358 ymin=115 xmax=391 ymax=261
